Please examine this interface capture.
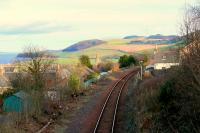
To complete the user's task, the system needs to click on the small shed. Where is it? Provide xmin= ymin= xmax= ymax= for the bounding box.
xmin=3 ymin=91 xmax=31 ymax=112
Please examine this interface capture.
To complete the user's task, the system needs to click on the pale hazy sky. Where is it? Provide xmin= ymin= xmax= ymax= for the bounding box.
xmin=0 ymin=0 xmax=197 ymax=52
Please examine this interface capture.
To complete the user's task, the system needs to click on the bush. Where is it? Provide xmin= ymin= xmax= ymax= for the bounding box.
xmin=104 ymin=62 xmax=113 ymax=71
xmin=128 ymin=55 xmax=137 ymax=65
xmin=119 ymin=55 xmax=129 ymax=68
xmin=68 ymin=73 xmax=81 ymax=95
xmin=153 ymin=68 xmax=200 ymax=132
xmin=159 ymin=80 xmax=174 ymax=105
xmin=119 ymin=55 xmax=137 ymax=68
xmin=86 ymin=72 xmax=99 ymax=81
xmin=0 ymin=89 xmax=17 ymax=100
xmin=97 ymin=62 xmax=113 ymax=72
xmin=79 ymin=55 xmax=92 ymax=69
xmin=10 ymin=74 xmax=33 ymax=91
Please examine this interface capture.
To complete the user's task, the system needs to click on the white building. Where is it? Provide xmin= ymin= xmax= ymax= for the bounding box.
xmin=153 ymin=50 xmax=179 ymax=70
xmin=154 ymin=63 xmax=179 ymax=70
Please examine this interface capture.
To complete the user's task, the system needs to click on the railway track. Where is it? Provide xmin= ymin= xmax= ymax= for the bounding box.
xmin=93 ymin=69 xmax=138 ymax=133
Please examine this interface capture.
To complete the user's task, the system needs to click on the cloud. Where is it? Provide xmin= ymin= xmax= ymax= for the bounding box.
xmin=0 ymin=0 xmax=196 ymax=52
xmin=0 ymin=22 xmax=70 ymax=35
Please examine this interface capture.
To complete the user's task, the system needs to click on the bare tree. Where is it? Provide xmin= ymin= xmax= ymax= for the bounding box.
xmin=13 ymin=46 xmax=56 ymax=117
xmin=180 ymin=2 xmax=200 ymax=90
xmin=181 ymin=3 xmax=200 ymax=43
xmin=17 ymin=46 xmax=55 ymax=91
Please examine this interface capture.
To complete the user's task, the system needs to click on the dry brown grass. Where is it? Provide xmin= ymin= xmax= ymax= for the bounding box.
xmin=133 ymin=67 xmax=200 ymax=133
xmin=133 ymin=76 xmax=165 ymax=132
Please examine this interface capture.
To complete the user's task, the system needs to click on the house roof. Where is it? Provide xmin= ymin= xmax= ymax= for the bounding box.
xmin=57 ymin=65 xmax=93 ymax=79
xmin=154 ymin=50 xmax=179 ymax=64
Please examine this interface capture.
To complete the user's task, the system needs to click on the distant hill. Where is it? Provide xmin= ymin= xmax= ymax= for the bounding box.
xmin=123 ymin=35 xmax=143 ymax=39
xmin=47 ymin=49 xmax=61 ymax=52
xmin=63 ymin=39 xmax=105 ymax=52
xmin=124 ymin=34 xmax=178 ymax=40
xmin=62 ymin=35 xmax=179 ymax=52
xmin=147 ymin=34 xmax=178 ymax=40
xmin=51 ymin=34 xmax=180 ymax=64
xmin=128 ymin=34 xmax=180 ymax=45
xmin=129 ymin=39 xmax=180 ymax=45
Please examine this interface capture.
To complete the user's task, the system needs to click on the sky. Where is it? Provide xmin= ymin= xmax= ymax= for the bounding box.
xmin=0 ymin=0 xmax=197 ymax=52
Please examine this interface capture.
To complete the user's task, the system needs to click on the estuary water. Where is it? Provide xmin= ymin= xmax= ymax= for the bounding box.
xmin=0 ymin=53 xmax=18 ymax=64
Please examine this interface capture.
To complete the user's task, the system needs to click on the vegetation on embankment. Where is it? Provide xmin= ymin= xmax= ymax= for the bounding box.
xmin=132 ymin=65 xmax=200 ymax=132
xmin=129 ymin=3 xmax=200 ymax=132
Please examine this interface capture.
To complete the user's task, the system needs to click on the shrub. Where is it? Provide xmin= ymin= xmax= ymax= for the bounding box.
xmin=86 ymin=72 xmax=99 ymax=81
xmin=0 ymin=89 xmax=17 ymax=100
xmin=97 ymin=62 xmax=113 ymax=72
xmin=68 ymin=73 xmax=81 ymax=95
xmin=119 ymin=55 xmax=129 ymax=68
xmin=128 ymin=55 xmax=137 ymax=65
xmin=119 ymin=55 xmax=137 ymax=68
xmin=153 ymin=68 xmax=200 ymax=132
xmin=79 ymin=55 xmax=92 ymax=69
xmin=104 ymin=62 xmax=113 ymax=71
xmin=159 ymin=80 xmax=174 ymax=105
xmin=10 ymin=73 xmax=33 ymax=91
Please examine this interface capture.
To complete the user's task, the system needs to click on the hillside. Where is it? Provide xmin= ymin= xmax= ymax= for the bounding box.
xmin=146 ymin=34 xmax=178 ymax=40
xmin=123 ymin=35 xmax=143 ymax=39
xmin=63 ymin=39 xmax=105 ymax=52
xmin=123 ymin=34 xmax=178 ymax=40
xmin=124 ymin=34 xmax=179 ymax=45
xmin=63 ymin=34 xmax=179 ymax=53
xmin=52 ymin=34 xmax=180 ymax=64
xmin=55 ymin=40 xmax=175 ymax=64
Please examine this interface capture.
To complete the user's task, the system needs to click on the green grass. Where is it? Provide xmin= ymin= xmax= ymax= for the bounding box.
xmin=56 ymin=58 xmax=99 ymax=65
xmin=158 ymin=44 xmax=181 ymax=52
xmin=53 ymin=39 xmax=180 ymax=65
xmin=56 ymin=58 xmax=79 ymax=64
xmin=55 ymin=49 xmax=125 ymax=58
xmin=105 ymin=39 xmax=129 ymax=45
xmin=53 ymin=43 xmax=127 ymax=64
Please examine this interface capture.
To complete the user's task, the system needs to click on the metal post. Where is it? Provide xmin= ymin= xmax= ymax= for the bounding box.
xmin=141 ymin=64 xmax=142 ymax=80
xmin=139 ymin=61 xmax=143 ymax=80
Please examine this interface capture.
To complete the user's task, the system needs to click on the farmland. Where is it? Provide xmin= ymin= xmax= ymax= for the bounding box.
xmin=54 ymin=39 xmax=171 ymax=64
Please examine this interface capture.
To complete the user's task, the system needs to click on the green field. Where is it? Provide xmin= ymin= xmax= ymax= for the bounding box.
xmin=105 ymin=39 xmax=129 ymax=45
xmin=54 ymin=48 xmax=126 ymax=64
xmin=53 ymin=39 xmax=179 ymax=64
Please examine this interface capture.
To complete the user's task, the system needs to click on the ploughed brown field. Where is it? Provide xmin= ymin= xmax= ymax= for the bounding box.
xmin=105 ymin=44 xmax=167 ymax=53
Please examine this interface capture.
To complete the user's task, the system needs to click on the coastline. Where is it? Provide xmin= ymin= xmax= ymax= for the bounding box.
xmin=0 ymin=53 xmax=18 ymax=64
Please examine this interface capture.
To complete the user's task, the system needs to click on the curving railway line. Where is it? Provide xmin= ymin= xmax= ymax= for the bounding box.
xmin=93 ymin=69 xmax=138 ymax=133
xmin=36 ymin=69 xmax=139 ymax=133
